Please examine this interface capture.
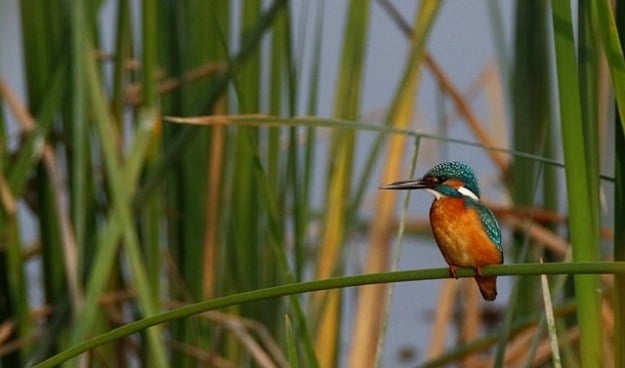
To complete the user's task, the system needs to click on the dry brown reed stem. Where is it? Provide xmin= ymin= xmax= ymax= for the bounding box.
xmin=0 ymin=306 xmax=55 ymax=356
xmin=124 ymin=61 xmax=227 ymax=105
xmin=0 ymin=333 xmax=41 ymax=357
xmin=490 ymin=205 xmax=567 ymax=225
xmin=494 ymin=208 xmax=616 ymax=285
xmin=460 ymin=279 xmax=482 ymax=367
xmin=481 ymin=65 xmax=509 ymax=145
xmin=166 ymin=341 xmax=210 ymax=366
xmin=202 ymin=98 xmax=227 ymax=300
xmin=223 ymin=321 xmax=280 ymax=368
xmin=495 ymin=324 xmax=540 ymax=366
xmin=423 ymin=53 xmax=509 ymax=175
xmin=0 ymin=320 xmax=15 ymax=345
xmin=379 ymin=0 xmax=508 ymax=174
xmin=448 ymin=64 xmax=509 ymax=147
xmin=398 ymin=218 xmax=432 ymax=235
xmin=602 ymin=296 xmax=615 ymax=341
xmin=0 ymin=173 xmax=15 ymax=215
xmin=164 ymin=304 xmax=288 ymax=368
xmin=602 ymin=297 xmax=616 ymax=368
xmin=161 ymin=246 xmax=195 ymax=301
xmin=428 ymin=279 xmax=458 ymax=359
xmin=346 ymin=129 xmax=406 ymax=363
xmin=0 ymin=76 xmax=83 ymax=311
xmin=167 ymin=340 xmax=238 ymax=368
xmin=528 ymin=327 xmax=580 ymax=368
xmin=487 ymin=205 xmax=569 ymax=257
xmin=494 ymin=325 xmax=587 ymax=368
xmin=348 ymin=1 xmax=430 ymax=365
xmin=0 ymin=75 xmax=16 ymax=213
xmin=98 ymin=289 xmax=138 ymax=306
xmin=498 ymin=215 xmax=569 ymax=258
xmin=348 ymin=125 xmax=413 ymax=365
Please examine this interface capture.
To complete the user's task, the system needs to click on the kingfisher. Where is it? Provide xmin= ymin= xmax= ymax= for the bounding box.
xmin=380 ymin=161 xmax=503 ymax=301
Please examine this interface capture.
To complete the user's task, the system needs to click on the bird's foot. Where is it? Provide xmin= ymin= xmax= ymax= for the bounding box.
xmin=474 ymin=266 xmax=483 ymax=279
xmin=449 ymin=265 xmax=459 ymax=279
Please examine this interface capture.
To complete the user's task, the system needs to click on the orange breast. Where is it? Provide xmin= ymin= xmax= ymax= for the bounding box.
xmin=429 ymin=197 xmax=502 ymax=268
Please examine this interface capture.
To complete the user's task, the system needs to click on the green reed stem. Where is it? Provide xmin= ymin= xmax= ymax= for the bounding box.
xmin=35 ymin=262 xmax=625 ymax=368
xmin=551 ymin=2 xmax=603 ymax=366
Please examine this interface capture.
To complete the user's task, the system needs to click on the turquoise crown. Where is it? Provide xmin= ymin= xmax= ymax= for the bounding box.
xmin=425 ymin=161 xmax=480 ymax=198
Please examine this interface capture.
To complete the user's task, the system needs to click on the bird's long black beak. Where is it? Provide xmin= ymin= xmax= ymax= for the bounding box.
xmin=379 ymin=179 xmax=431 ymax=190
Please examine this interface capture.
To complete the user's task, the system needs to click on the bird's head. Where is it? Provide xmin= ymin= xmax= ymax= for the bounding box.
xmin=380 ymin=161 xmax=480 ymax=200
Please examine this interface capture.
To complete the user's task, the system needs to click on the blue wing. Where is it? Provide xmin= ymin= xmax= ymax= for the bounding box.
xmin=464 ymin=197 xmax=503 ymax=255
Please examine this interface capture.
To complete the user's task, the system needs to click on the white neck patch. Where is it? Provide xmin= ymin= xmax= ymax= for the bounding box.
xmin=457 ymin=186 xmax=479 ymax=201
xmin=426 ymin=188 xmax=443 ymax=200
xmin=426 ymin=186 xmax=479 ymax=201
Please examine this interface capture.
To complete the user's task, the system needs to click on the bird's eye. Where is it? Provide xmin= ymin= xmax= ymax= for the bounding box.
xmin=438 ymin=176 xmax=448 ymax=182
xmin=424 ymin=175 xmax=439 ymax=184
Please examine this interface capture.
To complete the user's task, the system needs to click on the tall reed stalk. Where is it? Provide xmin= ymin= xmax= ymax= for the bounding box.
xmin=510 ymin=0 xmax=551 ymax=319
xmin=613 ymin=3 xmax=625 ymax=368
xmin=551 ymin=1 xmax=602 ymax=366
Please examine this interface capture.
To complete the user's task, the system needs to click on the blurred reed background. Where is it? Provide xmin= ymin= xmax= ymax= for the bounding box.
xmin=0 ymin=0 xmax=624 ymax=367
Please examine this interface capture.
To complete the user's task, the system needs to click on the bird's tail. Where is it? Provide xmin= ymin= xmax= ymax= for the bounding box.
xmin=475 ymin=276 xmax=497 ymax=301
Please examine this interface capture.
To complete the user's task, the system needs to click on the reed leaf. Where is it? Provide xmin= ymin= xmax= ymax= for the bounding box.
xmin=613 ymin=4 xmax=625 ymax=368
xmin=551 ymin=1 xmax=603 ymax=366
xmin=510 ymin=0 xmax=551 ymax=319
xmin=614 ymin=104 xmax=625 ymax=368
xmin=592 ymin=0 xmax=625 ymax=133
xmin=70 ymin=0 xmax=89 ymax=305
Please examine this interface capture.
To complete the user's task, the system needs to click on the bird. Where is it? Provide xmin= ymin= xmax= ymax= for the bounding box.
xmin=380 ymin=161 xmax=503 ymax=301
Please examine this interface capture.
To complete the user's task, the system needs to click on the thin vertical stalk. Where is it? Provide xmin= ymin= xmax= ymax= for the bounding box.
xmin=111 ymin=0 xmax=131 ymax=123
xmin=298 ymin=1 xmax=324 ymax=281
xmin=592 ymin=13 xmax=625 ymax=363
xmin=142 ymin=0 xmax=157 ymax=108
xmin=578 ymin=0 xmax=601 ymax=272
xmin=285 ymin=316 xmax=299 ymax=367
xmin=550 ymin=2 xmax=602 ymax=366
xmin=19 ymin=0 xmax=52 ymax=110
xmin=486 ymin=0 xmax=509 ymax=87
xmin=0 ymin=213 xmax=26 ymax=366
xmin=592 ymin=0 xmax=625 ymax=133
xmin=70 ymin=0 xmax=89 ymax=313
xmin=0 ymin=100 xmax=14 ymax=367
xmin=201 ymin=1 xmax=230 ymax=301
xmin=267 ymin=0 xmax=288 ymax=300
xmin=165 ymin=3 xmax=212 ymax=363
xmin=230 ymin=0 xmax=261 ymax=316
xmin=140 ymin=0 xmax=159 ymax=288
xmin=288 ymin=4 xmax=325 ymax=365
xmin=140 ymin=2 xmax=163 ymax=367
